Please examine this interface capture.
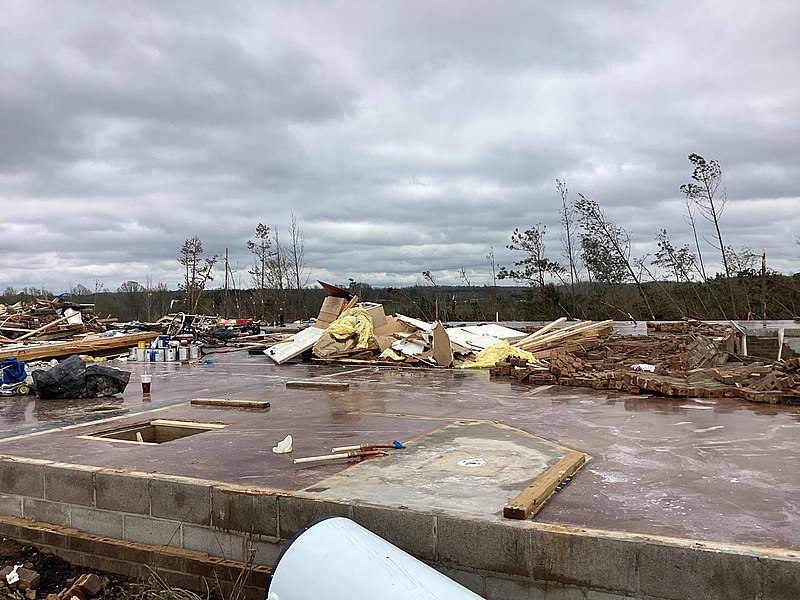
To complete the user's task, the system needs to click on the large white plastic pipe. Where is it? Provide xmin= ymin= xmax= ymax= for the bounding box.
xmin=266 ymin=517 xmax=484 ymax=600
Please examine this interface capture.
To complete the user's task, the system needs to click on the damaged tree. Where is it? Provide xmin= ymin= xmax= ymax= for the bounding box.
xmin=576 ymin=194 xmax=655 ymax=320
xmin=498 ymin=224 xmax=564 ymax=319
xmin=680 ymin=153 xmax=737 ymax=317
xmin=178 ymin=236 xmax=218 ymax=314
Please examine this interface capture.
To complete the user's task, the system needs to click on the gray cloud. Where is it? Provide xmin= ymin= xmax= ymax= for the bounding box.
xmin=1 ymin=0 xmax=798 ymax=295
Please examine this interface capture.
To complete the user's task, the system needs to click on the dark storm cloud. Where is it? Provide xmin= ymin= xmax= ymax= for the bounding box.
xmin=1 ymin=1 xmax=798 ymax=294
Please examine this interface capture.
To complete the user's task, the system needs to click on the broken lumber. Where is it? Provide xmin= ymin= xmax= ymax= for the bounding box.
xmin=191 ymin=398 xmax=271 ymax=408
xmin=504 ymin=450 xmax=587 ymax=520
xmin=286 ymin=380 xmax=350 ymax=390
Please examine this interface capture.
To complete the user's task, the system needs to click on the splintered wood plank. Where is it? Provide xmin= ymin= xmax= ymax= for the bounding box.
xmin=285 ymin=380 xmax=350 ymax=390
xmin=0 ymin=331 xmax=159 ymax=362
xmin=191 ymin=398 xmax=271 ymax=408
xmin=504 ymin=450 xmax=587 ymax=520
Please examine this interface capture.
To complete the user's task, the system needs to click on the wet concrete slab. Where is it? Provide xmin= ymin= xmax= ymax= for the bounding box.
xmin=0 ymin=350 xmax=798 ymax=551
xmin=304 ymin=420 xmax=572 ymax=517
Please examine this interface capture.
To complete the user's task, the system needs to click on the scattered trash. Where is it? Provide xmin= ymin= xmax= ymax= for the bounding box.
xmin=140 ymin=373 xmax=152 ymax=394
xmin=5 ymin=564 xmax=22 ymax=585
xmin=31 ymin=354 xmax=131 ymax=399
xmin=293 ymin=449 xmax=389 ymax=464
xmin=273 ymin=434 xmax=293 ymax=454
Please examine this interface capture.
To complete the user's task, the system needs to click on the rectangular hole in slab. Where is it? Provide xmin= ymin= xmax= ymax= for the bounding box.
xmin=80 ymin=419 xmax=226 ymax=444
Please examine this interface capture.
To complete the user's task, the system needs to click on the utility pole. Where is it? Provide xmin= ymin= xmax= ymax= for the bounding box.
xmin=761 ymin=250 xmax=767 ymax=321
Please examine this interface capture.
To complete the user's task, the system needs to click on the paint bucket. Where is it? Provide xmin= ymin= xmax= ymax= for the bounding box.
xmin=128 ymin=347 xmax=137 ymax=361
xmin=165 ymin=347 xmax=177 ymax=362
xmin=147 ymin=350 xmax=157 ymax=362
xmin=266 ymin=517 xmax=482 ymax=600
xmin=178 ymin=346 xmax=189 ymax=362
xmin=188 ymin=344 xmax=200 ymax=360
xmin=136 ymin=348 xmax=147 ymax=362
xmin=153 ymin=348 xmax=165 ymax=362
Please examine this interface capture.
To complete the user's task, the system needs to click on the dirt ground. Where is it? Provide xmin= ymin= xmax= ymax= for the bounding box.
xmin=0 ymin=539 xmax=150 ymax=600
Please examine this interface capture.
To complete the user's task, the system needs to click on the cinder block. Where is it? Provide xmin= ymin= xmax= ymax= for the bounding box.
xmin=485 ymin=576 xmax=582 ymax=600
xmin=248 ymin=536 xmax=283 ymax=567
xmin=351 ymin=504 xmax=436 ymax=561
xmin=761 ymin=554 xmax=800 ymax=600
xmin=0 ymin=494 xmax=23 ymax=517
xmin=277 ymin=495 xmax=352 ymax=539
xmin=151 ymin=476 xmax=211 ymax=525
xmin=529 ymin=528 xmax=637 ymax=593
xmin=437 ymin=516 xmax=533 ymax=577
xmin=70 ymin=506 xmax=124 ymax=539
xmin=44 ymin=463 xmax=98 ymax=506
xmin=181 ymin=524 xmax=246 ymax=562
xmin=432 ymin=564 xmax=486 ymax=597
xmin=22 ymin=497 xmax=70 ymax=526
xmin=0 ymin=459 xmax=45 ymax=497
xmin=96 ymin=471 xmax=151 ymax=514
xmin=123 ymin=514 xmax=182 ymax=548
xmin=638 ymin=541 xmax=761 ymax=600
xmin=211 ymin=486 xmax=277 ymax=537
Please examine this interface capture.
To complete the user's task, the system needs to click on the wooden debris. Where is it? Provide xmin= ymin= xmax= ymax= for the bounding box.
xmin=190 ymin=398 xmax=271 ymax=408
xmin=286 ymin=380 xmax=350 ymax=390
xmin=504 ymin=450 xmax=587 ymax=519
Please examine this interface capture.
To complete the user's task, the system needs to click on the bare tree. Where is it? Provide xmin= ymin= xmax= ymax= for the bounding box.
xmin=680 ymin=153 xmax=736 ymax=316
xmin=557 ymin=179 xmax=580 ymax=289
xmin=287 ymin=213 xmax=308 ymax=289
xmin=178 ymin=235 xmax=218 ymax=314
xmin=268 ymin=227 xmax=288 ymax=290
xmin=247 ymin=224 xmax=272 ymax=319
xmin=485 ymin=246 xmax=497 ymax=287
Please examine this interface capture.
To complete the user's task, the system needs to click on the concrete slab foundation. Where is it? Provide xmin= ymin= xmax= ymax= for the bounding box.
xmin=0 ymin=353 xmax=798 ymax=598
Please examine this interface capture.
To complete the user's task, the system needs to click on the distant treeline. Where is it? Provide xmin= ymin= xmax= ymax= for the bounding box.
xmin=3 ymin=273 xmax=799 ymax=324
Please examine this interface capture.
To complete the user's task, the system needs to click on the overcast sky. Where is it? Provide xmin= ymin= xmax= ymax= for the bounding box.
xmin=1 ymin=1 xmax=798 ymax=294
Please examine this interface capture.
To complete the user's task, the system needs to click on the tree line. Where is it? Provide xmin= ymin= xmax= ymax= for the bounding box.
xmin=495 ymin=154 xmax=800 ymax=321
xmin=3 ymin=155 xmax=798 ymax=323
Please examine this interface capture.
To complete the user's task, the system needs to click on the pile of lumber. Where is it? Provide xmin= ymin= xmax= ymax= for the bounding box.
xmin=0 ymin=299 xmax=158 ymax=361
xmin=491 ymin=319 xmax=800 ymax=405
xmin=0 ymin=299 xmax=103 ymax=344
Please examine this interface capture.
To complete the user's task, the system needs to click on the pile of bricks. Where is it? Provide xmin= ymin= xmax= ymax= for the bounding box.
xmin=490 ymin=322 xmax=800 ymax=405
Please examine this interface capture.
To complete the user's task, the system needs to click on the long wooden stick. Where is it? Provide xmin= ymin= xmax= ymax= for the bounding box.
xmin=512 ymin=317 xmax=567 ymax=347
xmin=14 ymin=312 xmax=79 ymax=342
xmin=293 ymin=449 xmax=386 ymax=464
xmin=517 ymin=319 xmax=612 ymax=351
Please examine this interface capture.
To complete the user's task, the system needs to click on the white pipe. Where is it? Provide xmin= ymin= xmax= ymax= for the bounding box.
xmin=266 ymin=517 xmax=484 ymax=600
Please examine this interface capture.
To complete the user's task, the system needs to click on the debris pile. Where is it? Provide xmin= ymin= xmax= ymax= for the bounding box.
xmin=265 ymin=288 xmax=800 ymax=405
xmin=0 ymin=300 xmax=159 ymax=363
xmin=0 ymin=299 xmax=103 ymax=344
xmin=494 ymin=320 xmax=800 ymax=404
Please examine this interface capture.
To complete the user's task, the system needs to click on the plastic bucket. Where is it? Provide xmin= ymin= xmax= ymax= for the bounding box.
xmin=266 ymin=517 xmax=483 ymax=600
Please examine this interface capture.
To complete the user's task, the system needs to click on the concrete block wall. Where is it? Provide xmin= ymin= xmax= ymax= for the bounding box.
xmin=0 ymin=455 xmax=799 ymax=600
